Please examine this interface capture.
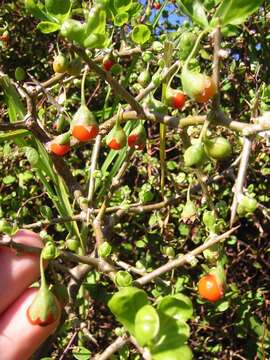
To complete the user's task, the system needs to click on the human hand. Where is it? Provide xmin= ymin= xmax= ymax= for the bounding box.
xmin=0 ymin=230 xmax=60 ymax=360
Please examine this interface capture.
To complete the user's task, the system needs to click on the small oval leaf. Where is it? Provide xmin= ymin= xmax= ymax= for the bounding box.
xmin=37 ymin=21 xmax=60 ymax=34
xmin=131 ymin=24 xmax=151 ymax=45
xmin=134 ymin=305 xmax=160 ymax=346
xmin=158 ymin=294 xmax=193 ymax=322
xmin=108 ymin=287 xmax=148 ymax=336
xmin=25 ymin=147 xmax=40 ymax=166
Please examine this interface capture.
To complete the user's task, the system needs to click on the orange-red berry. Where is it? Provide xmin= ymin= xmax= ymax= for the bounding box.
xmin=72 ymin=124 xmax=99 ymax=142
xmin=198 ymin=274 xmax=223 ymax=302
xmin=50 ymin=142 xmax=70 ymax=156
xmin=103 ymin=59 xmax=114 ymax=71
xmin=195 ymin=77 xmax=217 ymax=103
xmin=171 ymin=92 xmax=186 ymax=109
xmin=107 ymin=139 xmax=122 ymax=150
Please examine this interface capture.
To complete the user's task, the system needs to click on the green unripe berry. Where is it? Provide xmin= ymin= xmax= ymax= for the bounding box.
xmin=184 ymin=143 xmax=206 ymax=167
xmin=98 ymin=241 xmax=112 ymax=258
xmin=41 ymin=241 xmax=58 ymax=260
xmin=204 ymin=136 xmax=232 ymax=160
xmin=114 ymin=271 xmax=133 ymax=287
xmin=66 ymin=238 xmax=80 ymax=252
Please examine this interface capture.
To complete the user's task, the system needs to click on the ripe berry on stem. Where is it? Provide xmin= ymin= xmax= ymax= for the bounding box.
xmin=127 ymin=123 xmax=147 ymax=150
xmin=47 ymin=132 xmax=71 ymax=156
xmin=153 ymin=2 xmax=161 ymax=9
xmin=71 ymin=69 xmax=99 ymax=142
xmin=165 ymin=87 xmax=186 ymax=110
xmin=27 ymin=256 xmax=60 ymax=326
xmin=103 ymin=54 xmax=114 ymax=71
xmin=198 ymin=274 xmax=223 ymax=302
xmin=106 ymin=109 xmax=127 ymax=150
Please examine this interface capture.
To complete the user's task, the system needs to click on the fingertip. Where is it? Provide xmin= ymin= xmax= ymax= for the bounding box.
xmin=0 ymin=288 xmax=61 ymax=360
xmin=0 ymin=229 xmax=43 ymax=315
xmin=12 ymin=229 xmax=43 ymax=249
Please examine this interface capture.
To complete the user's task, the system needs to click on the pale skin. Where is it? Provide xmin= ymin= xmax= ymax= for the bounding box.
xmin=0 ymin=230 xmax=60 ymax=360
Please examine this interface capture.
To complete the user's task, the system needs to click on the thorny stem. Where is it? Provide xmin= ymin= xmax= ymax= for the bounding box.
xmin=0 ymin=226 xmax=238 ymax=289
xmin=229 ymin=69 xmax=261 ymax=227
xmin=93 ymin=336 xmax=129 ymax=360
xmin=135 ymin=226 xmax=239 ymax=286
xmin=230 ymin=136 xmax=252 ymax=227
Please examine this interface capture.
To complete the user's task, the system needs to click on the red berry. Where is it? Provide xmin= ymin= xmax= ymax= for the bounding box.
xmin=127 ymin=124 xmax=146 ymax=150
xmin=27 ymin=307 xmax=56 ymax=326
xmin=103 ymin=59 xmax=114 ymax=71
xmin=50 ymin=142 xmax=70 ymax=156
xmin=171 ymin=92 xmax=186 ymax=109
xmin=72 ymin=124 xmax=99 ymax=142
xmin=195 ymin=77 xmax=217 ymax=103
xmin=108 ymin=139 xmax=122 ymax=150
xmin=198 ymin=274 xmax=223 ymax=302
xmin=27 ymin=287 xmax=60 ymax=326
xmin=153 ymin=2 xmax=161 ymax=9
xmin=106 ymin=123 xmax=127 ymax=150
xmin=128 ymin=134 xmax=139 ymax=147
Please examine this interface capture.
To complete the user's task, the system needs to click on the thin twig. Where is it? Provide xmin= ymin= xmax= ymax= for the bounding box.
xmin=93 ymin=336 xmax=129 ymax=360
xmin=93 ymin=148 xmax=134 ymax=246
xmin=129 ymin=337 xmax=152 ymax=360
xmin=59 ymin=330 xmax=78 ymax=360
xmin=229 ymin=137 xmax=252 ymax=227
xmin=135 ymin=227 xmax=239 ymax=286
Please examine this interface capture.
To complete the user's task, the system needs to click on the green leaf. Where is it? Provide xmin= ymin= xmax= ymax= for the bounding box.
xmin=176 ymin=0 xmax=208 ymax=28
xmin=31 ymin=139 xmax=83 ymax=250
xmin=114 ymin=12 xmax=129 ymax=26
xmin=157 ymin=294 xmax=193 ymax=322
xmin=152 ymin=345 xmax=193 ymax=360
xmin=0 ymin=74 xmax=26 ymax=122
xmin=3 ymin=175 xmax=16 ymax=185
xmin=37 ymin=21 xmax=60 ymax=33
xmin=40 ymin=205 xmax=53 ymax=220
xmin=152 ymin=0 xmax=169 ymax=29
xmin=131 ymin=24 xmax=151 ymax=45
xmin=97 ymin=121 xmax=137 ymax=200
xmin=0 ymin=130 xmax=29 ymax=142
xmin=73 ymin=346 xmax=91 ymax=360
xmin=151 ymin=311 xmax=192 ymax=359
xmin=86 ymin=5 xmax=107 ymax=36
xmin=211 ymin=0 xmax=264 ymax=26
xmin=25 ymin=147 xmax=40 ymax=166
xmin=45 ymin=0 xmax=71 ymax=16
xmin=108 ymin=287 xmax=148 ymax=335
xmin=113 ymin=0 xmax=132 ymax=13
xmin=139 ymin=183 xmax=154 ymax=203
xmin=134 ymin=305 xmax=160 ymax=346
xmin=25 ymin=0 xmax=51 ymax=21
